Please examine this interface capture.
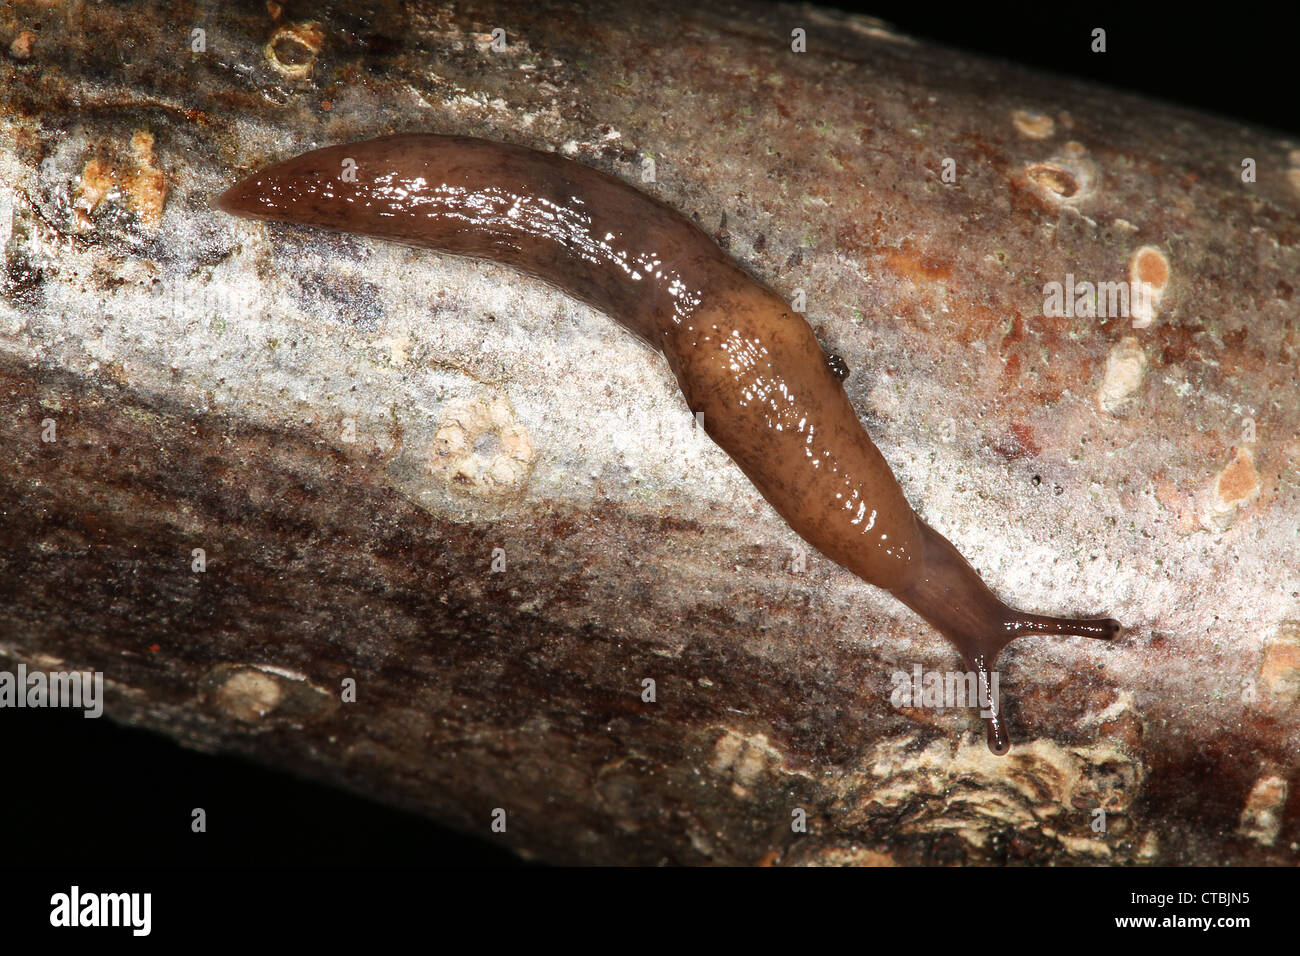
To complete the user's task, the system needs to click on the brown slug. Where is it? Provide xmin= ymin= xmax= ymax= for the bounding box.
xmin=216 ymin=134 xmax=1120 ymax=754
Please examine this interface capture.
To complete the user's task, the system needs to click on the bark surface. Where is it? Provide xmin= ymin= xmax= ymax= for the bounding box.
xmin=1 ymin=0 xmax=1297 ymax=864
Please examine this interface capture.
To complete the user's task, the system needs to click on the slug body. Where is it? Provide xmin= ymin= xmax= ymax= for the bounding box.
xmin=217 ymin=134 xmax=1119 ymax=753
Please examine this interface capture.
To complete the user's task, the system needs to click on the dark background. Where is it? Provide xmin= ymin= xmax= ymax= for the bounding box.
xmin=863 ymin=2 xmax=1300 ymax=138
xmin=10 ymin=1 xmax=1300 ymax=867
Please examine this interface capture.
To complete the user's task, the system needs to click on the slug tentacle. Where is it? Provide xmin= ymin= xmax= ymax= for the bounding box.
xmin=963 ymin=653 xmax=1009 ymax=755
xmin=216 ymin=134 xmax=1121 ymax=754
xmin=892 ymin=519 xmax=1120 ymax=752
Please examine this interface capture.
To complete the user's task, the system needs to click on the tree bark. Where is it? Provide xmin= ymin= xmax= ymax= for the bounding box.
xmin=1 ymin=0 xmax=1297 ymax=864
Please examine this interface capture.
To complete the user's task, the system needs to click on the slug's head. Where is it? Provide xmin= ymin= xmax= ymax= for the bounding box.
xmin=892 ymin=519 xmax=1121 ymax=755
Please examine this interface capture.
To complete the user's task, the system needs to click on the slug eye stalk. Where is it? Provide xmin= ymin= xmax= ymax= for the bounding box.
xmin=892 ymin=519 xmax=1120 ymax=753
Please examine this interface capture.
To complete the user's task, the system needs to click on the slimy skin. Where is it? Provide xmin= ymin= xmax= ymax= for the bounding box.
xmin=216 ymin=134 xmax=1120 ymax=754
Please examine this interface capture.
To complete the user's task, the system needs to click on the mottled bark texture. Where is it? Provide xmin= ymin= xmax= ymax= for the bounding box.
xmin=1 ymin=0 xmax=1297 ymax=864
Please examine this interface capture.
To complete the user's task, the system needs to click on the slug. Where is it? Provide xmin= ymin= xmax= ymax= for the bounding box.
xmin=216 ymin=134 xmax=1120 ymax=754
